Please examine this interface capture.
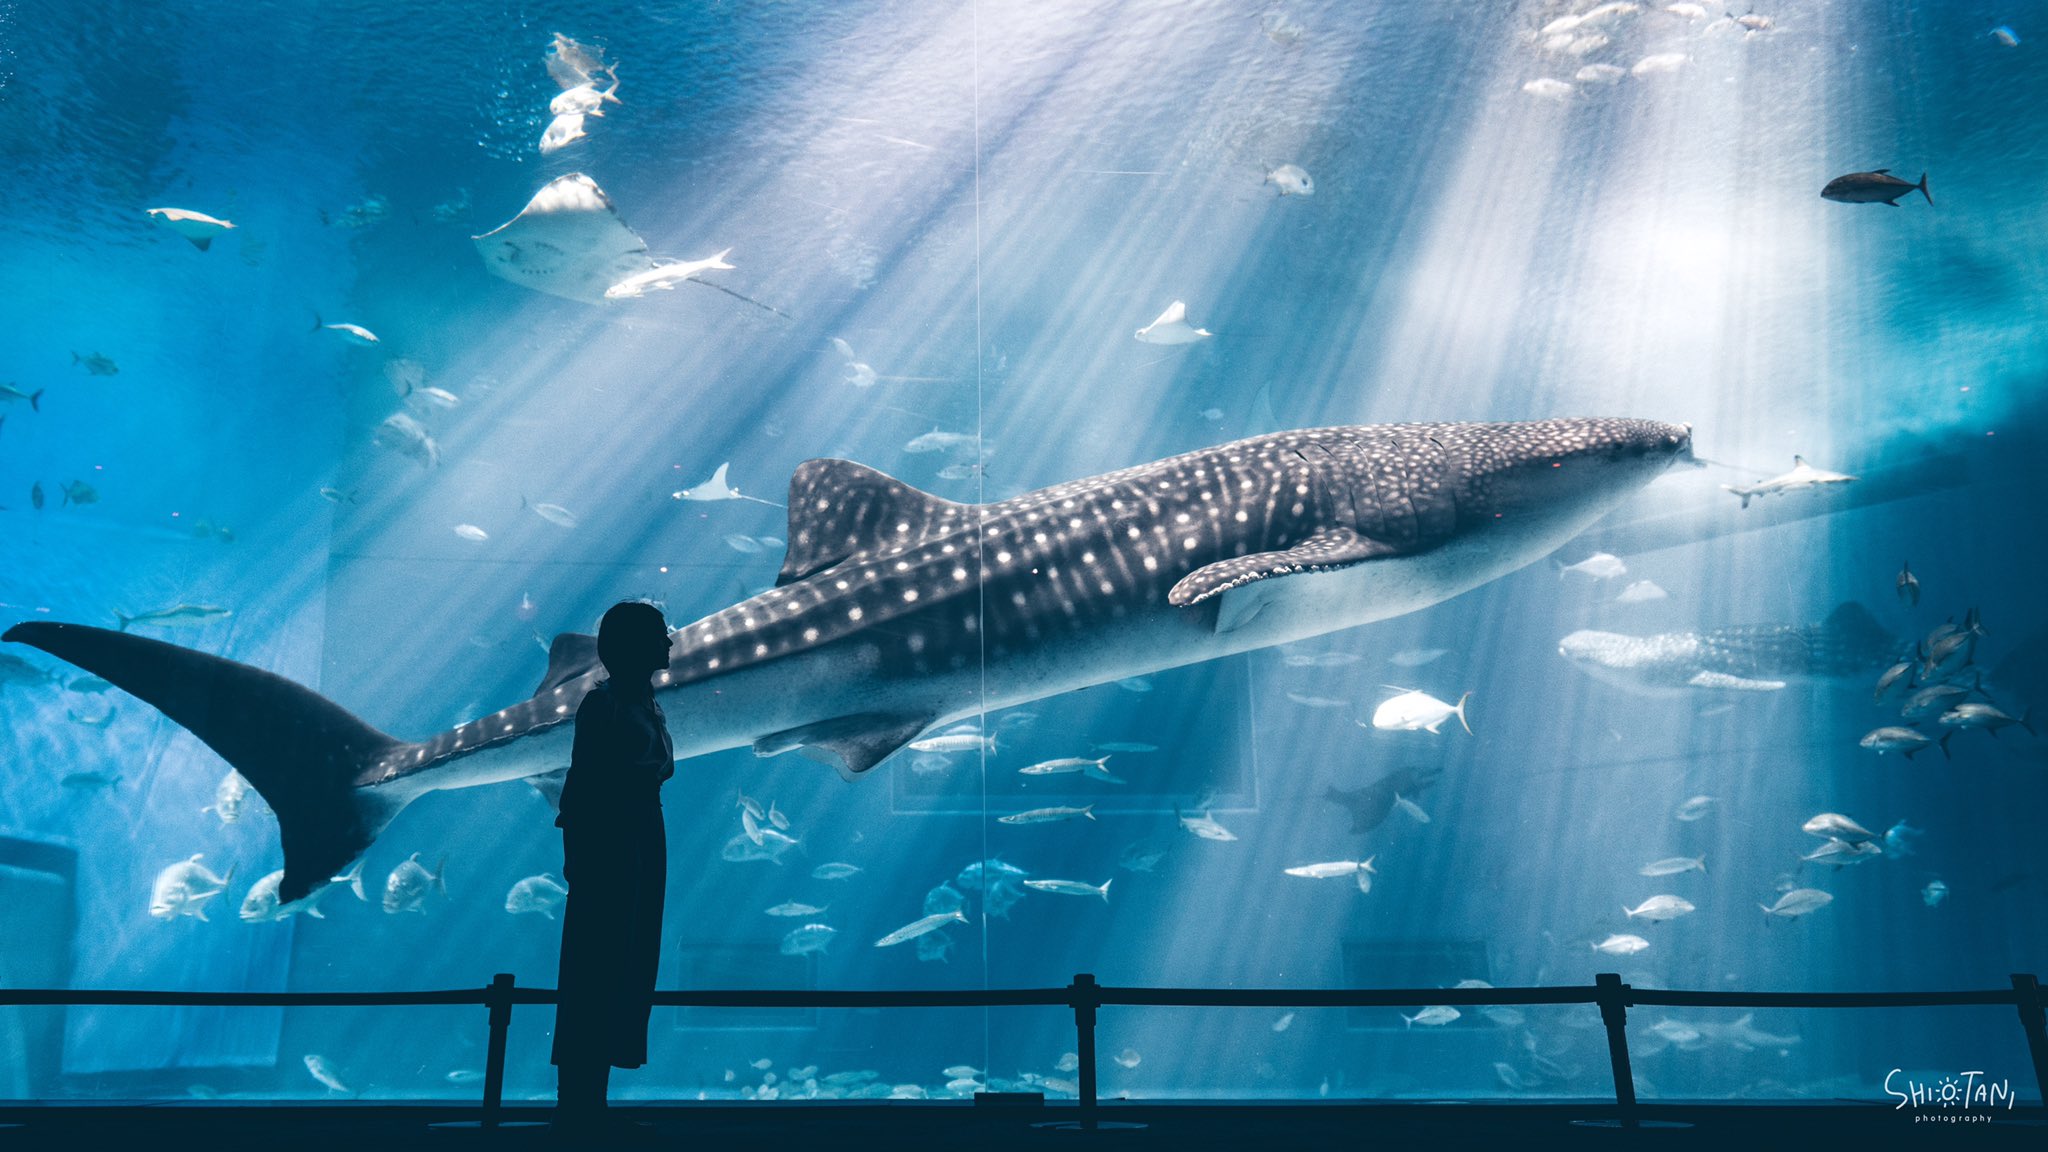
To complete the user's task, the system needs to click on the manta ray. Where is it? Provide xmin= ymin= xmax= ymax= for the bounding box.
xmin=6 ymin=418 xmax=1689 ymax=902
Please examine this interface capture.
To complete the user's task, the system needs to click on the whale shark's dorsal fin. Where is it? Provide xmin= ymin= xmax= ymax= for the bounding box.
xmin=777 ymin=459 xmax=967 ymax=586
xmin=534 ymin=632 xmax=600 ymax=695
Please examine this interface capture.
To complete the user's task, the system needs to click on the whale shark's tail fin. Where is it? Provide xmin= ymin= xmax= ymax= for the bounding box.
xmin=3 ymin=621 xmax=410 ymax=904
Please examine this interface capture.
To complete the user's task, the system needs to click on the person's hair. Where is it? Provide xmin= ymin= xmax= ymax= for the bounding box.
xmin=596 ymin=600 xmax=668 ymax=673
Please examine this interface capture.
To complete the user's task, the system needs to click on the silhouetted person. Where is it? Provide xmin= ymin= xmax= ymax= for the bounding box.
xmin=552 ymin=601 xmax=674 ymax=1130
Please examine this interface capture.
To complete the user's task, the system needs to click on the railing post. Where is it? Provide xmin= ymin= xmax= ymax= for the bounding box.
xmin=2012 ymin=974 xmax=2048 ymax=1108
xmin=1070 ymin=973 xmax=1099 ymax=1130
xmin=481 ymin=973 xmax=514 ymax=1128
xmin=1594 ymin=973 xmax=1637 ymax=1128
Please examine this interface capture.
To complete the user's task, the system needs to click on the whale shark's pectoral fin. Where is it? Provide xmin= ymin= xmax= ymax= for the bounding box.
xmin=753 ymin=712 xmax=936 ymax=780
xmin=1687 ymin=671 xmax=1787 ymax=692
xmin=534 ymin=632 xmax=599 ymax=695
xmin=1170 ymin=528 xmax=1407 ymax=629
xmin=525 ymin=767 xmax=568 ymax=812
xmin=776 ymin=459 xmax=968 ymax=586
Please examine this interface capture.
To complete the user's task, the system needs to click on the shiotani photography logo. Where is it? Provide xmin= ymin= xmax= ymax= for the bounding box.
xmin=1883 ymin=1068 xmax=2017 ymax=1123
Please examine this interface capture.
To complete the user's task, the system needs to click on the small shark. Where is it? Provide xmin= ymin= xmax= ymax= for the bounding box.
xmin=6 ymin=418 xmax=1688 ymax=902
xmin=1557 ymin=603 xmax=1899 ymax=695
xmin=1721 ymin=455 xmax=1856 ymax=508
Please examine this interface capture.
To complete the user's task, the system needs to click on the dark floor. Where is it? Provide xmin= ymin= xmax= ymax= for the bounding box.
xmin=1 ymin=1102 xmax=2042 ymax=1151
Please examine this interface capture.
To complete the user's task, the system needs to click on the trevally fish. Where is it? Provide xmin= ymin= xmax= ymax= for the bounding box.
xmin=382 ymin=852 xmax=447 ymax=914
xmin=1800 ymin=813 xmax=1875 ymax=843
xmin=505 ymin=873 xmax=568 ymax=918
xmin=205 ymin=769 xmax=250 ymax=822
xmin=1820 ymin=170 xmax=1931 ymax=207
xmin=1594 ymin=933 xmax=1651 ymax=956
xmin=781 ymin=923 xmax=837 ymax=955
xmin=1368 ymin=689 xmax=1471 ymax=734
xmin=1760 ymin=888 xmax=1832 ymax=918
xmin=1558 ymin=603 xmax=1898 ymax=696
xmin=1624 ymin=895 xmax=1695 ymax=922
xmin=1177 ymin=808 xmax=1238 ymax=842
xmin=1638 ymin=856 xmax=1704 ymax=877
xmin=150 ymin=854 xmax=235 ymax=921
xmin=4 ymin=419 xmax=1690 ymax=903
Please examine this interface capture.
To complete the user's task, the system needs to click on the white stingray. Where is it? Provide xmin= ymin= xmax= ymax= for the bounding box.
xmin=1135 ymin=300 xmax=1212 ymax=345
xmin=146 ymin=207 xmax=236 ymax=250
xmin=471 ymin=174 xmax=655 ymax=303
xmin=671 ymin=463 xmax=785 ymax=508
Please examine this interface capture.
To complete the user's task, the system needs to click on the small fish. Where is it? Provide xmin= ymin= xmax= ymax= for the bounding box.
xmin=1638 ymin=856 xmax=1704 ymax=877
xmin=71 ymin=351 xmax=119 ymax=376
xmin=412 ymin=385 xmax=461 ymax=409
xmin=936 ymin=462 xmax=988 ymax=481
xmin=150 ymin=854 xmax=235 ymax=921
xmin=1117 ymin=839 xmax=1170 ymax=873
xmin=1176 ymin=808 xmax=1238 ymax=842
xmin=910 ymin=753 xmax=954 ymax=775
xmin=521 ymin=500 xmax=577 ymax=529
xmin=605 ymin=249 xmax=736 ymax=300
xmin=382 ymin=851 xmax=448 ymax=914
xmin=116 ymin=604 xmax=231 ymax=632
xmin=1018 ymin=756 xmax=1120 ymax=783
xmin=1523 ymin=78 xmax=1573 ymax=100
xmin=453 ymin=524 xmax=489 ymax=542
xmin=1575 ymin=63 xmax=1625 ymax=84
xmin=1616 ymin=580 xmax=1668 ymax=604
xmin=1735 ymin=12 xmax=1772 ymax=30
xmin=1116 ymin=676 xmax=1155 ymax=693
xmin=60 ymin=770 xmax=122 ymax=791
xmin=750 ymin=1059 xmax=773 ymax=1071
xmin=1283 ymin=858 xmax=1375 ymax=881
xmin=60 ymin=479 xmax=98 ymax=507
xmin=874 ymin=909 xmax=968 ymax=948
xmin=909 ymin=732 xmax=997 ymax=755
xmin=1630 ymin=52 xmax=1688 ymax=76
xmin=1664 ymin=2 xmax=1707 ymax=17
xmin=1992 ymin=25 xmax=2020 ymax=47
xmin=1673 ymin=795 xmax=1716 ymax=822
xmin=1801 ymin=838 xmax=1883 ymax=866
xmin=1760 ymin=888 xmax=1833 ymax=918
xmin=1387 ymin=647 xmax=1448 ymax=668
xmin=768 ymin=802 xmax=790 ymax=831
xmin=1368 ymin=689 xmax=1472 ymax=734
xmin=998 ymin=805 xmax=1094 ymax=825
xmin=1821 ymin=169 xmax=1932 ymax=207
xmin=1392 ymin=794 xmax=1430 ymax=824
xmin=904 ymin=429 xmax=981 ymax=455
xmin=1624 ymin=894 xmax=1695 ymax=922
xmin=781 ymin=923 xmax=837 ymax=955
xmin=1114 ymin=1049 xmax=1141 ymax=1069
xmin=1874 ymin=661 xmax=1914 ymax=701
xmin=725 ymin=534 xmax=766 ymax=553
xmin=1801 ymin=813 xmax=1876 ymax=843
xmin=1054 ymin=1053 xmax=1079 ymax=1073
xmin=1272 ymin=1013 xmax=1295 ymax=1032
xmin=1023 ymin=878 xmax=1112 ymax=901
xmin=30 ymin=481 xmax=44 ymax=510
xmin=1594 ymin=934 xmax=1651 ymax=956
xmin=538 ymin=111 xmax=589 ymax=154
xmin=1921 ymin=879 xmax=1949 ymax=907
xmin=1938 ymin=702 xmax=2033 ymax=736
xmin=1402 ymin=1006 xmax=1461 ymax=1028
xmin=1884 ymin=821 xmax=1922 ymax=856
xmin=375 ymin=412 xmax=440 ymax=469
xmin=0 ymin=382 xmax=43 ymax=411
xmin=446 ymin=1069 xmax=485 ymax=1085
xmin=1286 ymin=692 xmax=1348 ymax=709
xmin=145 ymin=206 xmax=236 ymax=250
xmin=312 ymin=315 xmax=380 ymax=345
xmin=1557 ymin=552 xmax=1626 ymax=581
xmin=204 ymin=769 xmax=250 ymax=823
xmin=304 ymin=1054 xmax=352 ymax=1094
xmin=1859 ymin=726 xmax=1946 ymax=759
xmin=1265 ymin=163 xmax=1313 ymax=196
xmin=504 ymin=873 xmax=568 ymax=918
xmin=811 ymin=862 xmax=863 ymax=880
xmin=1133 ymin=300 xmax=1212 ymax=345
xmin=240 ymin=869 xmax=347 ymax=923
xmin=1896 ymin=561 xmax=1919 ymax=606
xmin=766 ymin=902 xmax=827 ymax=917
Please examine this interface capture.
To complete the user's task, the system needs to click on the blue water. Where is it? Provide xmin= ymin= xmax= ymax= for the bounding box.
xmin=1 ymin=0 xmax=2044 ymax=1106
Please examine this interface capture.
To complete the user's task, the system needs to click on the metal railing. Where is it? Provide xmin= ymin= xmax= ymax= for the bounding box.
xmin=3 ymin=972 xmax=2044 ymax=1129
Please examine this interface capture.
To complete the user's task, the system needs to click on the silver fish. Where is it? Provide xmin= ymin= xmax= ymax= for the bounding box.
xmin=998 ymin=805 xmax=1094 ymax=825
xmin=874 ymin=909 xmax=968 ymax=948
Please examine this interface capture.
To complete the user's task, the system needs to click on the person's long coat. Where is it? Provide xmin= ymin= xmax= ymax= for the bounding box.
xmin=552 ymin=680 xmax=674 ymax=1069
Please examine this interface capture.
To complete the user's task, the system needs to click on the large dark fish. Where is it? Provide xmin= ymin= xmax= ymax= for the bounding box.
xmin=1323 ymin=765 xmax=1442 ymax=835
xmin=1820 ymin=169 xmax=1932 ymax=207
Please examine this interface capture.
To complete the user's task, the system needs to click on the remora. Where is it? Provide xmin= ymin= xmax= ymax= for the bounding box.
xmin=6 ymin=418 xmax=1689 ymax=901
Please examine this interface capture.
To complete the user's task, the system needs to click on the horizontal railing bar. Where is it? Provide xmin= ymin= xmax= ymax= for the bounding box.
xmin=0 ymin=985 xmax=2024 ymax=1011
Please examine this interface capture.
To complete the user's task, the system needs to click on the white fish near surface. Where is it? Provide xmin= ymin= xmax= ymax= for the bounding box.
xmin=1134 ymin=300 xmax=1212 ymax=345
xmin=1594 ymin=933 xmax=1651 ymax=956
xmin=1617 ymin=580 xmax=1668 ymax=604
xmin=505 ymin=873 xmax=568 ymax=918
xmin=781 ymin=923 xmax=837 ymax=955
xmin=150 ymin=854 xmax=235 ymax=921
xmin=1664 ymin=3 xmax=1707 ymax=18
xmin=1557 ymin=552 xmax=1626 ymax=581
xmin=766 ymin=901 xmax=827 ymax=917
xmin=538 ymin=112 xmax=588 ymax=154
xmin=1575 ymin=63 xmax=1625 ymax=85
xmin=1402 ymin=1006 xmax=1461 ymax=1028
xmin=1638 ymin=856 xmax=1703 ymax=877
xmin=1801 ymin=813 xmax=1876 ymax=843
xmin=1760 ymin=888 xmax=1833 ymax=918
xmin=1624 ymin=894 xmax=1695 ymax=921
xmin=313 ymin=316 xmax=379 ymax=345
xmin=145 ymin=207 xmax=236 ymax=250
xmin=875 ymin=909 xmax=968 ymax=948
xmin=1265 ymin=164 xmax=1314 ymax=196
xmin=1921 ymin=879 xmax=1949 ymax=907
xmin=1368 ymin=689 xmax=1472 ymax=734
xmin=1673 ymin=795 xmax=1715 ymax=822
xmin=453 ymin=524 xmax=489 ymax=542
xmin=205 ymin=769 xmax=250 ymax=822
xmin=998 ymin=805 xmax=1094 ymax=825
xmin=1722 ymin=456 xmax=1857 ymax=508
xmin=1631 ymin=52 xmax=1689 ymax=77
xmin=383 ymin=852 xmax=447 ymax=914
xmin=1177 ymin=808 xmax=1238 ymax=842
xmin=604 ymin=248 xmax=736 ymax=300
xmin=1023 ymin=878 xmax=1112 ymax=901
xmin=304 ymin=1054 xmax=352 ymax=1094
xmin=1284 ymin=857 xmax=1375 ymax=880
xmin=550 ymin=80 xmax=616 ymax=118
xmin=1523 ymin=78 xmax=1573 ymax=100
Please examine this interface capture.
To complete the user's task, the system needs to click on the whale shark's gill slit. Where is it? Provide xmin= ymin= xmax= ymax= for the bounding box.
xmin=0 ymin=621 xmax=409 ymax=904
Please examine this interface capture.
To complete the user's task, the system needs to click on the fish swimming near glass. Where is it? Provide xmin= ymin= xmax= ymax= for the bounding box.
xmin=1556 ymin=603 xmax=1899 ymax=695
xmin=4 ymin=418 xmax=1689 ymax=903
xmin=1820 ymin=169 xmax=1931 ymax=207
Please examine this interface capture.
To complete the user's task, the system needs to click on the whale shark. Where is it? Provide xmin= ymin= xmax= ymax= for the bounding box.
xmin=1557 ymin=603 xmax=1900 ymax=695
xmin=6 ymin=417 xmax=1689 ymax=902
